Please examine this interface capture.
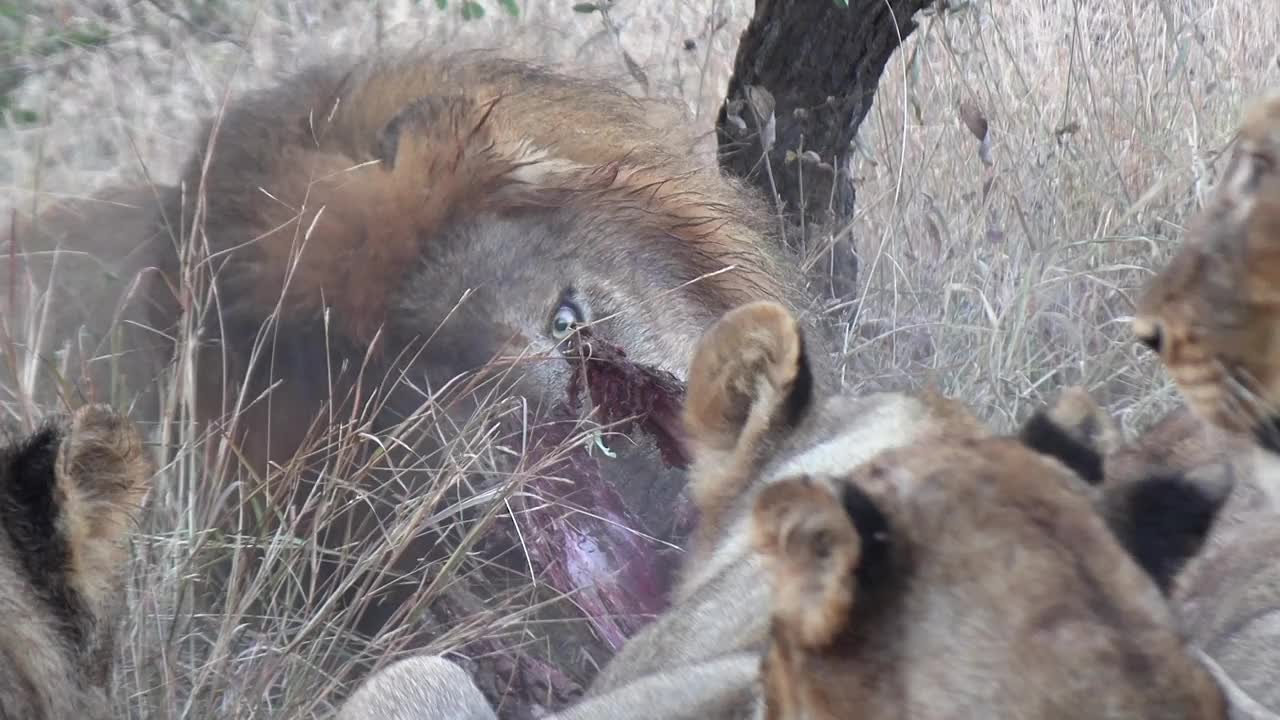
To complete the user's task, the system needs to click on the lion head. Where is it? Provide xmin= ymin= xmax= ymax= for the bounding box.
xmin=1133 ymin=90 xmax=1280 ymax=445
xmin=13 ymin=49 xmax=823 ymax=711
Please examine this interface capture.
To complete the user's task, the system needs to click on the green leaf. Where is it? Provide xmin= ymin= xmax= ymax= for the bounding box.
xmin=12 ymin=107 xmax=37 ymax=125
xmin=434 ymin=0 xmax=447 ymax=7
xmin=572 ymin=2 xmax=599 ymax=13
xmin=498 ymin=0 xmax=520 ymax=16
xmin=461 ymin=0 xmax=484 ymax=18
xmin=65 ymin=27 xmax=110 ymax=48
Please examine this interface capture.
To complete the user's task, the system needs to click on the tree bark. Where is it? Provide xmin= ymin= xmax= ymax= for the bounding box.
xmin=717 ymin=0 xmax=932 ymax=236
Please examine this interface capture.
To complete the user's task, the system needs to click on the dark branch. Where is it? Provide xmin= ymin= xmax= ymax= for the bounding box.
xmin=717 ymin=0 xmax=933 ymax=230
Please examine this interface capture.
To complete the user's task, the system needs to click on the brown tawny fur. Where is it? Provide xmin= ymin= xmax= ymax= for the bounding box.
xmin=0 ymin=405 xmax=152 ymax=720
xmin=1135 ymin=89 xmax=1280 ymax=717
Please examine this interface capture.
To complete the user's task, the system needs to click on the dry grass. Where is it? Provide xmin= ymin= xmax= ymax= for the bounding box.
xmin=841 ymin=0 xmax=1279 ymax=432
xmin=1 ymin=0 xmax=1278 ymax=717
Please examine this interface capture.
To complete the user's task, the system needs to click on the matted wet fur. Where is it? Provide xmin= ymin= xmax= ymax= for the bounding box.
xmin=339 ymin=303 xmax=1229 ymax=720
xmin=10 ymin=48 xmax=824 ymax=708
xmin=0 ymin=405 xmax=152 ymax=720
xmin=1135 ymin=89 xmax=1280 ymax=717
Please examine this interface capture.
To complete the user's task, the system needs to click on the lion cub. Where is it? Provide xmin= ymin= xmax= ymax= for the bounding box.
xmin=752 ymin=385 xmax=1226 ymax=719
xmin=0 ymin=405 xmax=153 ymax=720
xmin=1134 ymin=89 xmax=1280 ymax=717
xmin=342 ymin=302 xmax=1229 ymax=719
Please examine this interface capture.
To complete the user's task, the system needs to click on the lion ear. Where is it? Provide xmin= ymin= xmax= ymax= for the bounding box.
xmin=752 ymin=476 xmax=893 ymax=649
xmin=370 ymin=94 xmax=520 ymax=180
xmin=3 ymin=405 xmax=151 ymax=612
xmin=1222 ymin=91 xmax=1280 ymax=204
xmin=373 ymin=95 xmax=468 ymax=171
xmin=683 ymin=301 xmax=813 ymax=457
xmin=1017 ymin=386 xmax=1115 ymax=486
xmin=369 ymin=93 xmax=588 ymax=191
xmin=751 ymin=477 xmax=862 ymax=649
xmin=54 ymin=405 xmax=153 ymax=606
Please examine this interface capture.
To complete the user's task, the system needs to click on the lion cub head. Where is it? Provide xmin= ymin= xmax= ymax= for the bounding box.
xmin=1133 ymin=90 xmax=1280 ymax=716
xmin=0 ymin=405 xmax=152 ymax=720
xmin=1134 ymin=91 xmax=1280 ymax=445
xmin=683 ymin=302 xmax=1227 ymax=719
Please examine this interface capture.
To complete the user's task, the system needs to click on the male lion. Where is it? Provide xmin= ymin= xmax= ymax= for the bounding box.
xmin=1134 ymin=89 xmax=1280 ymax=717
xmin=0 ymin=405 xmax=152 ymax=720
xmin=339 ymin=302 xmax=1229 ymax=719
xmin=11 ymin=48 xmax=820 ymax=709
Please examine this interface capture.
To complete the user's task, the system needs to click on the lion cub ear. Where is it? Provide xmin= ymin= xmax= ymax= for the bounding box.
xmin=752 ymin=477 xmax=861 ymax=649
xmin=1223 ymin=90 xmax=1280 ymax=206
xmin=683 ymin=301 xmax=813 ymax=457
xmin=1017 ymin=386 xmax=1116 ymax=486
xmin=53 ymin=405 xmax=153 ymax=608
xmin=2 ymin=405 xmax=151 ymax=628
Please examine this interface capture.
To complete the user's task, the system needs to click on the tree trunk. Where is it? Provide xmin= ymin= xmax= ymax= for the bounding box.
xmin=717 ymin=0 xmax=933 ymax=298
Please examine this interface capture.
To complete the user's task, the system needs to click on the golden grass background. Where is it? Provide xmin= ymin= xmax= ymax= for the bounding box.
xmin=1 ymin=0 xmax=1278 ymax=716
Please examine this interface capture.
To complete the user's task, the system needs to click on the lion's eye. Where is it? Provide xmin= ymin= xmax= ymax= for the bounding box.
xmin=550 ymin=302 xmax=584 ymax=340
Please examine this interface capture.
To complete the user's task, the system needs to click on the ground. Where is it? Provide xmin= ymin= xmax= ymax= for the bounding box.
xmin=1 ymin=0 xmax=1278 ymax=717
